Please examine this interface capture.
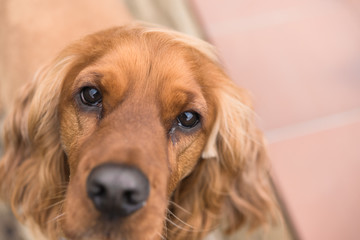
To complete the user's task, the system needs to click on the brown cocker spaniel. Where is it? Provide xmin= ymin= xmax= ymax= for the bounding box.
xmin=0 ymin=24 xmax=277 ymax=240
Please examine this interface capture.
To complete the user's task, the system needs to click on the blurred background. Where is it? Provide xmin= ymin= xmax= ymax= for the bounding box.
xmin=1 ymin=0 xmax=359 ymax=239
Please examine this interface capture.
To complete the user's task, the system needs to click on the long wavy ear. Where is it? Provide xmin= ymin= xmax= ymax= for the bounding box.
xmin=169 ymin=71 xmax=278 ymax=239
xmin=0 ymin=55 xmax=76 ymax=239
xmin=205 ymin=82 xmax=279 ymax=233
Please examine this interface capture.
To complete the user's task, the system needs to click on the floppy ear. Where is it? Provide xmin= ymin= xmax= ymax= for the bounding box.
xmin=0 ymin=56 xmax=75 ymax=239
xmin=169 ymin=75 xmax=278 ymax=239
xmin=205 ymin=82 xmax=278 ymax=233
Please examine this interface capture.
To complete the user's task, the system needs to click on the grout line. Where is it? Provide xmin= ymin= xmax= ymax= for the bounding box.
xmin=265 ymin=108 xmax=360 ymax=143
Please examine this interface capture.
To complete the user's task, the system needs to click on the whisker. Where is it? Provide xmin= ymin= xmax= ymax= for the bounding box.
xmin=41 ymin=199 xmax=66 ymax=211
xmin=167 ymin=209 xmax=196 ymax=230
xmin=165 ymin=212 xmax=220 ymax=233
xmin=168 ymin=201 xmax=191 ymax=215
xmin=47 ymin=213 xmax=66 ymax=224
xmin=156 ymin=231 xmax=167 ymax=240
xmin=31 ymin=198 xmax=66 ymax=213
xmin=165 ymin=216 xmax=194 ymax=232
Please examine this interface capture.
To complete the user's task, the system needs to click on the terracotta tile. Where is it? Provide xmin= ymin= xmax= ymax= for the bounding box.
xmin=192 ymin=0 xmax=315 ymax=28
xmin=269 ymin=121 xmax=360 ymax=240
xmin=191 ymin=0 xmax=360 ymax=130
xmin=190 ymin=1 xmax=360 ymax=239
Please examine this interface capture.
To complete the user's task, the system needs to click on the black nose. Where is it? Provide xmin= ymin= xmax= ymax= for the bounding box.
xmin=86 ymin=163 xmax=150 ymax=218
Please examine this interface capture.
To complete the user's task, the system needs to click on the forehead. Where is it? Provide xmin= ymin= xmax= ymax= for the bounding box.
xmin=69 ymin=30 xmax=208 ymax=118
xmin=93 ymin=33 xmax=199 ymax=92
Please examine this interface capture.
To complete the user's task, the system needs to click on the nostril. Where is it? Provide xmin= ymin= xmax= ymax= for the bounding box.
xmin=87 ymin=182 xmax=108 ymax=209
xmin=88 ymin=183 xmax=106 ymax=197
xmin=124 ymin=190 xmax=139 ymax=204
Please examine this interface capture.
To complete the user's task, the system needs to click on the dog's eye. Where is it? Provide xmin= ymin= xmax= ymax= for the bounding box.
xmin=177 ymin=111 xmax=200 ymax=128
xmin=80 ymin=87 xmax=102 ymax=106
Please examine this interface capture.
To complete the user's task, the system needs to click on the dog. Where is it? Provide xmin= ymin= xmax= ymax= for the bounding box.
xmin=0 ymin=23 xmax=277 ymax=240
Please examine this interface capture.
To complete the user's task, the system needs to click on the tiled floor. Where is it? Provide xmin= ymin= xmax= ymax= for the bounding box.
xmin=190 ymin=0 xmax=360 ymax=239
xmin=270 ymin=121 xmax=360 ymax=240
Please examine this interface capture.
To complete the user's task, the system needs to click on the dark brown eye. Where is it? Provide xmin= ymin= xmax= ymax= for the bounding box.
xmin=80 ymin=87 xmax=102 ymax=106
xmin=177 ymin=111 xmax=200 ymax=128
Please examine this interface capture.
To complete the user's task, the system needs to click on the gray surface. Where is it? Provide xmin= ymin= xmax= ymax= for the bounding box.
xmin=0 ymin=204 xmax=26 ymax=240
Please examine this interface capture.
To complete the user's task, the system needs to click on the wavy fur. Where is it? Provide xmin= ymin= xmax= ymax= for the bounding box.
xmin=0 ymin=24 xmax=277 ymax=240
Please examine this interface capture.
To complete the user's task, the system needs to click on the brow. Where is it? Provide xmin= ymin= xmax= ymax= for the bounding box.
xmin=71 ymin=72 xmax=104 ymax=96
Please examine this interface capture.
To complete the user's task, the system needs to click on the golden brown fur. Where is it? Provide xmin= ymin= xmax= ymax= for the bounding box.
xmin=0 ymin=24 xmax=277 ymax=240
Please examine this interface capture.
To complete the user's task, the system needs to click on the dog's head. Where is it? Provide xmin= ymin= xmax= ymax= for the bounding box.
xmin=0 ymin=24 xmax=277 ymax=240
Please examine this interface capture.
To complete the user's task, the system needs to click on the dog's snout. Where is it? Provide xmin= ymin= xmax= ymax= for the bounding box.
xmin=86 ymin=163 xmax=150 ymax=218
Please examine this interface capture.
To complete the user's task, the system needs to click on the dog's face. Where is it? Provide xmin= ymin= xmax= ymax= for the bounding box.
xmin=0 ymin=25 xmax=276 ymax=240
xmin=58 ymin=30 xmax=215 ymax=239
